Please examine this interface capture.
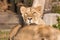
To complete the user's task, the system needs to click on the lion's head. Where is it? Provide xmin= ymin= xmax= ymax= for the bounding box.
xmin=20 ymin=6 xmax=45 ymax=25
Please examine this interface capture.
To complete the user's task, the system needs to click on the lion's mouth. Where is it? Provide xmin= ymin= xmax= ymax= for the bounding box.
xmin=30 ymin=23 xmax=37 ymax=25
xmin=29 ymin=20 xmax=31 ymax=23
xmin=26 ymin=20 xmax=37 ymax=25
xmin=29 ymin=20 xmax=37 ymax=25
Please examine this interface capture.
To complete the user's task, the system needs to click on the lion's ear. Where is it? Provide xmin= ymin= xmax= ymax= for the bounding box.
xmin=34 ymin=6 xmax=42 ymax=17
xmin=20 ymin=6 xmax=26 ymax=14
xmin=35 ymin=6 xmax=41 ymax=12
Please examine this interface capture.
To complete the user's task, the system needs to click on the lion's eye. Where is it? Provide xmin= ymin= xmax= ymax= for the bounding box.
xmin=33 ymin=12 xmax=37 ymax=16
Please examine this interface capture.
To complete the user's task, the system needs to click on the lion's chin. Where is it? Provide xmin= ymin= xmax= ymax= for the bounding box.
xmin=30 ymin=23 xmax=37 ymax=25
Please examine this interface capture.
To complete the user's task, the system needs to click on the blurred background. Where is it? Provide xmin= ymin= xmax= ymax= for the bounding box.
xmin=0 ymin=0 xmax=60 ymax=40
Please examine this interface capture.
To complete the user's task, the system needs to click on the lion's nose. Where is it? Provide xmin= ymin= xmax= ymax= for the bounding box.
xmin=41 ymin=38 xmax=45 ymax=40
xmin=42 ymin=38 xmax=44 ymax=40
xmin=28 ymin=17 xmax=32 ymax=20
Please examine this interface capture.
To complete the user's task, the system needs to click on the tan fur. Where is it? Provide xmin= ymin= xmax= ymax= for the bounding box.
xmin=13 ymin=25 xmax=60 ymax=40
xmin=20 ymin=6 xmax=45 ymax=25
xmin=9 ymin=24 xmax=21 ymax=40
xmin=9 ymin=6 xmax=45 ymax=40
xmin=9 ymin=6 xmax=60 ymax=40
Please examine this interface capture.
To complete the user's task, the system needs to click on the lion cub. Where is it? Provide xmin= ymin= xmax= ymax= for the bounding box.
xmin=8 ymin=6 xmax=46 ymax=40
xmin=20 ymin=6 xmax=45 ymax=25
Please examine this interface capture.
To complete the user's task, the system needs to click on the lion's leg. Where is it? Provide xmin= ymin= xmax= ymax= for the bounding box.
xmin=8 ymin=24 xmax=21 ymax=40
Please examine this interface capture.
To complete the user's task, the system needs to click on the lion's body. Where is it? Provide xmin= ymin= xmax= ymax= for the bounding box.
xmin=13 ymin=25 xmax=60 ymax=40
xmin=9 ymin=24 xmax=60 ymax=40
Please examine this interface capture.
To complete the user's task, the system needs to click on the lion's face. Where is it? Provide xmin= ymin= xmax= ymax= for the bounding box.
xmin=20 ymin=6 xmax=42 ymax=25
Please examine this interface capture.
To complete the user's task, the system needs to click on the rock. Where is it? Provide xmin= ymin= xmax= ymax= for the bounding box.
xmin=0 ymin=10 xmax=19 ymax=29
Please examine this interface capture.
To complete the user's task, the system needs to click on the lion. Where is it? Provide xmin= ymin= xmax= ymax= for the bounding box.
xmin=8 ymin=6 xmax=46 ymax=40
xmin=20 ymin=6 xmax=45 ymax=25
xmin=10 ymin=25 xmax=60 ymax=40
